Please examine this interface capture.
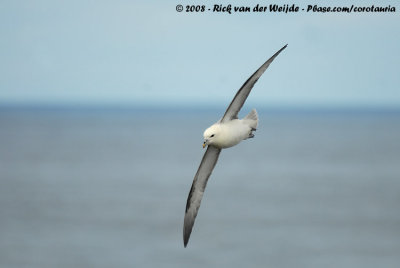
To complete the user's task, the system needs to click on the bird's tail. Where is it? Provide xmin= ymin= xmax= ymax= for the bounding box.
xmin=244 ymin=109 xmax=258 ymax=130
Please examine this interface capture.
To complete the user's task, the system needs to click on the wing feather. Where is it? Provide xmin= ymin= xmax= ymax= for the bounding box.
xmin=183 ymin=146 xmax=221 ymax=247
xmin=221 ymin=44 xmax=287 ymax=122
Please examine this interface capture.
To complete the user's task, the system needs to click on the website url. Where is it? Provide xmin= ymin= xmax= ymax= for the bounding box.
xmin=306 ymin=5 xmax=396 ymax=13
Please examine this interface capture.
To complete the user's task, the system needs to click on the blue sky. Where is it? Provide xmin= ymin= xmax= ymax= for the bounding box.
xmin=0 ymin=0 xmax=399 ymax=108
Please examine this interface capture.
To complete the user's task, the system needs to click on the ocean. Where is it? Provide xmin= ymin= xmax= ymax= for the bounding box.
xmin=1 ymin=107 xmax=399 ymax=267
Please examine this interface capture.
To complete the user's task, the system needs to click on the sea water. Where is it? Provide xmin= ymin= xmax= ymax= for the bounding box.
xmin=0 ymin=107 xmax=399 ymax=268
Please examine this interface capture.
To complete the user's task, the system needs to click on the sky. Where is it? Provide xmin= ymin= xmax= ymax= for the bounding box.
xmin=0 ymin=0 xmax=399 ymax=108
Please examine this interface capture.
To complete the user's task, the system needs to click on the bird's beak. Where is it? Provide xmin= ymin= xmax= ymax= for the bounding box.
xmin=202 ymin=141 xmax=207 ymax=148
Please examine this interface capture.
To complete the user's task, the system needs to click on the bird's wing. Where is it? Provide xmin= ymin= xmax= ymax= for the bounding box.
xmin=183 ymin=145 xmax=221 ymax=247
xmin=221 ymin=44 xmax=287 ymax=123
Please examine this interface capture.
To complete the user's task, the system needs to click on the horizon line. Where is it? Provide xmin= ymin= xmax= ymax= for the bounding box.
xmin=1 ymin=102 xmax=399 ymax=114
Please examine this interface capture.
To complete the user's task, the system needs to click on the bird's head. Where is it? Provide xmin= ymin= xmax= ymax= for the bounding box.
xmin=203 ymin=124 xmax=220 ymax=148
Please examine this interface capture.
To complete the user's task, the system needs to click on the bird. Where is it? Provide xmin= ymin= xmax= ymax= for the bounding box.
xmin=183 ymin=44 xmax=287 ymax=247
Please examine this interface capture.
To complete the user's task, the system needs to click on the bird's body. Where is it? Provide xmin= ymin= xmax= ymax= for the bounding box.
xmin=183 ymin=44 xmax=287 ymax=247
xmin=204 ymin=109 xmax=258 ymax=149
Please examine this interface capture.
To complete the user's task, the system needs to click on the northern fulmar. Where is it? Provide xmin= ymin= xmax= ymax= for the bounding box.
xmin=184 ymin=44 xmax=287 ymax=247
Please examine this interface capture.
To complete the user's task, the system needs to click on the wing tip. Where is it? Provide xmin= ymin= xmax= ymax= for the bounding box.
xmin=183 ymin=224 xmax=191 ymax=248
xmin=280 ymin=43 xmax=288 ymax=52
xmin=183 ymin=213 xmax=193 ymax=248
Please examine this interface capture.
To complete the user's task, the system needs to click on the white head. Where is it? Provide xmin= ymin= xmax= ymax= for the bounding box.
xmin=203 ymin=124 xmax=221 ymax=148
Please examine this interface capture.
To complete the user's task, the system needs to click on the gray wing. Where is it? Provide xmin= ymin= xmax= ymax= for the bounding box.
xmin=183 ymin=145 xmax=221 ymax=247
xmin=221 ymin=44 xmax=287 ymax=122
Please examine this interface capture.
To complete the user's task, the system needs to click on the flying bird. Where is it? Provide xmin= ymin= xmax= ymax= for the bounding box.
xmin=183 ymin=44 xmax=287 ymax=247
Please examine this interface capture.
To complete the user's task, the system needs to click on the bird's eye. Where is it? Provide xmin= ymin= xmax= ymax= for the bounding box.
xmin=210 ymin=134 xmax=215 ymax=137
